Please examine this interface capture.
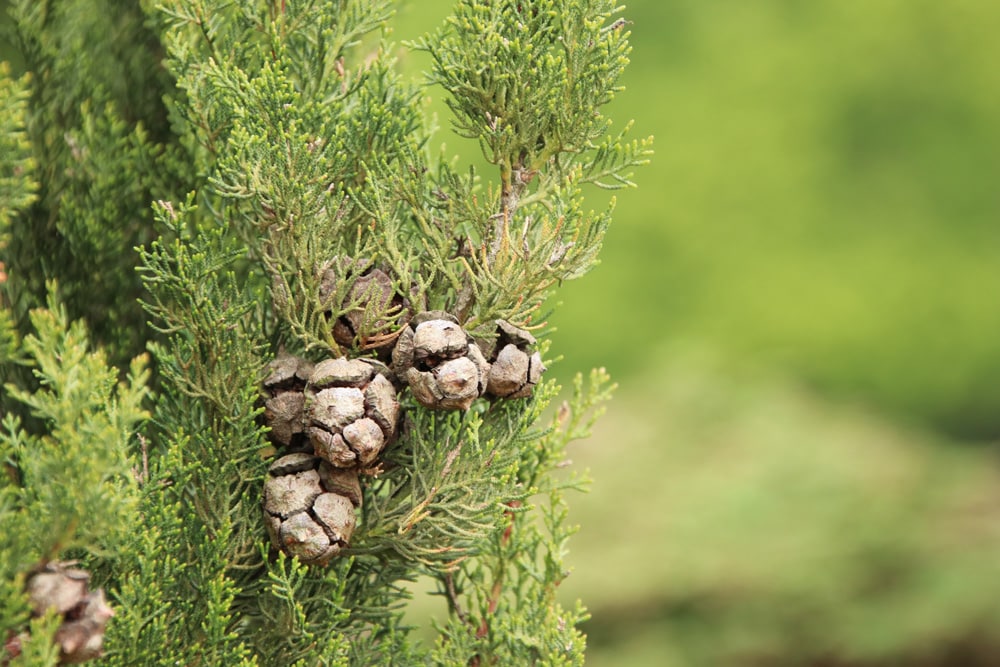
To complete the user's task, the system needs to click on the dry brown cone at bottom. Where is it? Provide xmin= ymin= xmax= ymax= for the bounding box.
xmin=4 ymin=561 xmax=115 ymax=665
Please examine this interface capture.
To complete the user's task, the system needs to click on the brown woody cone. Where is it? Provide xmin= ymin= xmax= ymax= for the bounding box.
xmin=391 ymin=312 xmax=490 ymax=410
xmin=304 ymin=357 xmax=399 ymax=469
xmin=262 ymin=352 xmax=314 ymax=448
xmin=484 ymin=320 xmax=545 ymax=399
xmin=262 ymin=453 xmax=361 ymax=565
xmin=22 ymin=562 xmax=113 ymax=665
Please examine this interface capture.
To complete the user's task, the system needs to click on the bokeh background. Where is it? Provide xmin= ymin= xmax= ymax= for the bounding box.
xmin=4 ymin=0 xmax=1000 ymax=664
xmin=392 ymin=1 xmax=1000 ymax=665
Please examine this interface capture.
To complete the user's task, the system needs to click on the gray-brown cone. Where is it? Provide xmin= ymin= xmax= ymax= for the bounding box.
xmin=484 ymin=320 xmax=545 ymax=399
xmin=392 ymin=312 xmax=490 ymax=410
xmin=304 ymin=357 xmax=400 ymax=469
xmin=23 ymin=562 xmax=114 ymax=665
xmin=262 ymin=352 xmax=315 ymax=448
xmin=262 ymin=453 xmax=362 ymax=565
xmin=320 ymin=259 xmax=416 ymax=357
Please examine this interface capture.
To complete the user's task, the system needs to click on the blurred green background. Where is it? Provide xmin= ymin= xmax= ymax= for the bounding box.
xmin=5 ymin=0 xmax=1000 ymax=664
xmin=392 ymin=0 xmax=1000 ymax=665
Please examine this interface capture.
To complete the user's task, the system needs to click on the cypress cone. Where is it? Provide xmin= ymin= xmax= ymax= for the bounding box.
xmin=304 ymin=357 xmax=400 ymax=469
xmin=484 ymin=320 xmax=545 ymax=399
xmin=262 ymin=453 xmax=362 ymax=566
xmin=392 ymin=311 xmax=490 ymax=410
xmin=12 ymin=562 xmax=115 ymax=664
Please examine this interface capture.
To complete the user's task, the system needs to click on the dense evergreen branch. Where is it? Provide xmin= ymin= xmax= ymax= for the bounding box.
xmin=0 ymin=0 xmax=646 ymax=664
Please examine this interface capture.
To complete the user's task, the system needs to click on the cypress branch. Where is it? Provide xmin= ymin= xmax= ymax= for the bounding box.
xmin=0 ymin=1 xmax=648 ymax=664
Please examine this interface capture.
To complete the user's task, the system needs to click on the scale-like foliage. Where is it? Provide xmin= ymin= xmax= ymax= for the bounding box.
xmin=4 ymin=0 xmax=179 ymax=369
xmin=414 ymin=0 xmax=651 ymax=328
xmin=0 ymin=287 xmax=149 ymax=667
xmin=0 ymin=64 xmax=35 ymax=235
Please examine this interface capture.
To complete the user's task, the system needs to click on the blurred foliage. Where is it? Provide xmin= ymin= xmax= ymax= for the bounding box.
xmin=548 ymin=0 xmax=1000 ymax=439
xmin=567 ymin=351 xmax=1000 ymax=666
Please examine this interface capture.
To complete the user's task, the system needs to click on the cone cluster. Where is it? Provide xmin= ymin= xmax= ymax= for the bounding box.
xmin=261 ymin=302 xmax=545 ymax=565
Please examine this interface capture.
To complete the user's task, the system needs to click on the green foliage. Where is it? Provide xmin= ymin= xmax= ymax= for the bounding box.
xmin=3 ymin=0 xmax=179 ymax=369
xmin=0 ymin=63 xmax=35 ymax=235
xmin=413 ymin=0 xmax=651 ymax=329
xmin=0 ymin=63 xmax=34 ymax=370
xmin=0 ymin=0 xmax=642 ymax=663
xmin=422 ymin=0 xmax=634 ymax=179
xmin=0 ymin=286 xmax=149 ymax=559
xmin=0 ymin=287 xmax=149 ymax=664
xmin=8 ymin=613 xmax=62 ymax=667
xmin=428 ymin=370 xmax=610 ymax=666
xmin=1 ymin=286 xmax=149 ymax=559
